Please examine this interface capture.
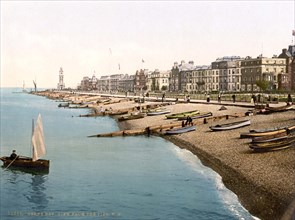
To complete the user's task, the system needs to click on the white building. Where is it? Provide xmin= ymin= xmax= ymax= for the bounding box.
xmin=147 ymin=69 xmax=170 ymax=92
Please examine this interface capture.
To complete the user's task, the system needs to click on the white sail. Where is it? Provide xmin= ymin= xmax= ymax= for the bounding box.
xmin=32 ymin=114 xmax=46 ymax=161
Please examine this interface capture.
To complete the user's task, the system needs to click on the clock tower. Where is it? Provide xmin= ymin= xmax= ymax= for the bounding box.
xmin=57 ymin=67 xmax=65 ymax=90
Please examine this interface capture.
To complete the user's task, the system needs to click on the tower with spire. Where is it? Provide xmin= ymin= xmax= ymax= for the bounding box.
xmin=57 ymin=67 xmax=65 ymax=90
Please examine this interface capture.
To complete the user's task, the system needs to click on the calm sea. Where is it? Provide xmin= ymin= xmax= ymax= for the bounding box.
xmin=0 ymin=88 xmax=255 ymax=220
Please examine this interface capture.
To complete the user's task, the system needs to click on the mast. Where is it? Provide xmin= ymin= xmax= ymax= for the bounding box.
xmin=31 ymin=119 xmax=34 ymax=158
xmin=33 ymin=80 xmax=37 ymax=92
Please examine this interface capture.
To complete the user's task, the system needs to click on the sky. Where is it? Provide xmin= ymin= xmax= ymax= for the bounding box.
xmin=1 ymin=1 xmax=295 ymax=89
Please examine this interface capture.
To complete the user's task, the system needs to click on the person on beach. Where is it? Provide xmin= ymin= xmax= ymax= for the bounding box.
xmin=218 ymin=93 xmax=221 ymax=103
xmin=287 ymin=94 xmax=292 ymax=105
xmin=187 ymin=95 xmax=190 ymax=103
xmin=207 ymin=94 xmax=210 ymax=103
xmin=251 ymin=94 xmax=256 ymax=104
xmin=185 ymin=116 xmax=193 ymax=126
xmin=10 ymin=150 xmax=17 ymax=160
xmin=232 ymin=94 xmax=236 ymax=103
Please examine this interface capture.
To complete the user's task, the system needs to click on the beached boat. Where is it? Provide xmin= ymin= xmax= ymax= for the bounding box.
xmin=249 ymin=135 xmax=295 ymax=152
xmin=117 ymin=113 xmax=145 ymax=121
xmin=259 ymin=104 xmax=293 ymax=114
xmin=251 ymin=134 xmax=289 ymax=143
xmin=165 ymin=110 xmax=199 ymax=119
xmin=108 ymin=110 xmax=129 ymax=116
xmin=177 ymin=112 xmax=213 ymax=121
xmin=165 ymin=125 xmax=196 ymax=135
xmin=58 ymin=102 xmax=69 ymax=107
xmin=240 ymin=125 xmax=295 ymax=139
xmin=0 ymin=114 xmax=50 ymax=172
xmin=146 ymin=108 xmax=171 ymax=116
xmin=209 ymin=119 xmax=251 ymax=131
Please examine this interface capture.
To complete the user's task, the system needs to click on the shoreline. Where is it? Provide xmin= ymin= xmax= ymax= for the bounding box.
xmin=35 ymin=91 xmax=295 ymax=220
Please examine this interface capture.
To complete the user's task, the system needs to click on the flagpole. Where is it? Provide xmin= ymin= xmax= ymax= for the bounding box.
xmin=109 ymin=48 xmax=112 ymax=93
xmin=141 ymin=59 xmax=145 ymax=70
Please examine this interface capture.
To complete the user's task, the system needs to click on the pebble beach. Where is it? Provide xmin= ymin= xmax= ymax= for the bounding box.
xmin=116 ymin=101 xmax=295 ymax=220
xmin=37 ymin=91 xmax=295 ymax=220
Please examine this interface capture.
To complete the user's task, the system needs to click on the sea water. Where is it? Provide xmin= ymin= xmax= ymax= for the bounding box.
xmin=0 ymin=88 xmax=255 ymax=220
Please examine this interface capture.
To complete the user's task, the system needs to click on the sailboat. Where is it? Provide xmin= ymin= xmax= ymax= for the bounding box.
xmin=0 ymin=114 xmax=50 ymax=172
xmin=22 ymin=81 xmax=28 ymax=93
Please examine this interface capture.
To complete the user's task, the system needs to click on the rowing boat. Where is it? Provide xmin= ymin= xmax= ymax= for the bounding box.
xmin=165 ymin=125 xmax=196 ymax=135
xmin=240 ymin=125 xmax=295 ymax=138
xmin=250 ymin=135 xmax=295 ymax=152
xmin=146 ymin=108 xmax=171 ymax=116
xmin=165 ymin=110 xmax=199 ymax=119
xmin=117 ymin=113 xmax=145 ymax=121
xmin=209 ymin=119 xmax=251 ymax=131
xmin=258 ymin=104 xmax=294 ymax=114
xmin=177 ymin=112 xmax=213 ymax=121
xmin=251 ymin=134 xmax=289 ymax=143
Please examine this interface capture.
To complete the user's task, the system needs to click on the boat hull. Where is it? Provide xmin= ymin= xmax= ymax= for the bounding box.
xmin=165 ymin=125 xmax=196 ymax=135
xmin=251 ymin=134 xmax=288 ymax=143
xmin=210 ymin=120 xmax=251 ymax=131
xmin=147 ymin=110 xmax=171 ymax=116
xmin=1 ymin=157 xmax=50 ymax=171
xmin=165 ymin=110 xmax=199 ymax=119
xmin=177 ymin=112 xmax=212 ymax=121
xmin=240 ymin=125 xmax=295 ymax=138
xmin=117 ymin=114 xmax=145 ymax=121
xmin=250 ymin=137 xmax=295 ymax=152
xmin=263 ymin=105 xmax=293 ymax=114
